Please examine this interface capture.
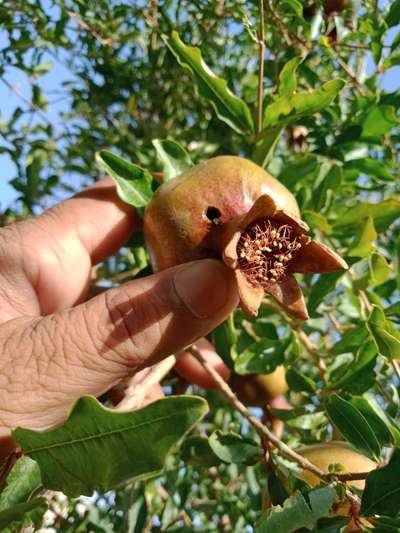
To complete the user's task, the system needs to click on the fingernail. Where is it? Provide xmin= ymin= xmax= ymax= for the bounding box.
xmin=173 ymin=260 xmax=231 ymax=319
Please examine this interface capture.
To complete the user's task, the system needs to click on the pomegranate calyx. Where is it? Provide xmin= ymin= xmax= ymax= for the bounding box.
xmin=221 ymin=194 xmax=348 ymax=319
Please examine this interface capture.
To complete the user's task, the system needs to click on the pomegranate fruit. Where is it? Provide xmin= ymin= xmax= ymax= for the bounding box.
xmin=229 ymin=367 xmax=288 ymax=407
xmin=144 ymin=156 xmax=347 ymax=319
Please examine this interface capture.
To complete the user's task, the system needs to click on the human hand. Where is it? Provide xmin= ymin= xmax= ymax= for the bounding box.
xmin=0 ymin=178 xmax=238 ymax=434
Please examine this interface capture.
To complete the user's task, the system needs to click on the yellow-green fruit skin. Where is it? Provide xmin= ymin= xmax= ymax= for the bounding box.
xmin=297 ymin=441 xmax=376 ymax=490
xmin=229 ymin=366 xmax=288 ymax=407
xmin=144 ymin=156 xmax=300 ymax=272
xmin=297 ymin=441 xmax=377 ymax=531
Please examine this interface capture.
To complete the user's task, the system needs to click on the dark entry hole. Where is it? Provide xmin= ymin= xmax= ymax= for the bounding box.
xmin=205 ymin=206 xmax=221 ymax=222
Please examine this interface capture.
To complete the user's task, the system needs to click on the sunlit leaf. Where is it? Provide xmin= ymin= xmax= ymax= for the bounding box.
xmin=362 ymin=105 xmax=398 ymax=136
xmin=263 ymin=79 xmax=345 ymax=128
xmin=163 ymin=32 xmax=254 ymax=134
xmin=367 ymin=305 xmax=400 ymax=359
xmin=152 ymin=139 xmax=193 ymax=181
xmin=234 ymin=337 xmax=290 ymax=375
xmin=278 ymin=57 xmax=303 ymax=97
xmin=0 ymin=457 xmax=41 ymax=511
xmin=334 ymin=199 xmax=400 ymax=232
xmin=348 ymin=216 xmax=377 ymax=258
xmin=96 ymin=150 xmax=153 ymax=208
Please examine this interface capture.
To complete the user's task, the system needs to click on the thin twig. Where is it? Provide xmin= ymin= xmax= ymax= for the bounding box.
xmin=188 ymin=344 xmax=365 ymax=500
xmin=66 ymin=10 xmax=113 ymax=47
xmin=115 ymin=355 xmax=176 ymax=411
xmin=1 ymin=78 xmax=53 ymax=127
xmin=150 ymin=0 xmax=158 ymax=50
xmin=256 ymin=0 xmax=265 ymax=135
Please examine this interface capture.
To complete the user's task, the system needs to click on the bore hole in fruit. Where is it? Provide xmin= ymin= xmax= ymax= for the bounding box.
xmin=205 ymin=206 xmax=221 ymax=223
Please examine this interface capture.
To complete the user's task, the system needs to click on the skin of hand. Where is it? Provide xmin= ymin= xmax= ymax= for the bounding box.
xmin=0 ymin=178 xmax=238 ymax=446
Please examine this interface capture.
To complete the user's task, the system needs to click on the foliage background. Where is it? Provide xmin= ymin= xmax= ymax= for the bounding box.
xmin=1 ymin=0 xmax=400 ymax=531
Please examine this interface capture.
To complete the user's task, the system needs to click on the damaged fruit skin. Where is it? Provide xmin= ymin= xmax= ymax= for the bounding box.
xmin=144 ymin=156 xmax=300 ymax=272
xmin=144 ymin=156 xmax=347 ymax=319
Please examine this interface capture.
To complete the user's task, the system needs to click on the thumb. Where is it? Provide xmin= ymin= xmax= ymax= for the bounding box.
xmin=1 ymin=260 xmax=238 ymax=429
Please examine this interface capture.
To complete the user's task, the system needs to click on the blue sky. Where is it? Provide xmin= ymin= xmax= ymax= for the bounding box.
xmin=0 ymin=8 xmax=399 ymax=212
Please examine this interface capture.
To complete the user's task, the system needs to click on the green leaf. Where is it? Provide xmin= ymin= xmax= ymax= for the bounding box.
xmin=278 ymin=57 xmax=303 ymax=97
xmin=285 ymin=367 xmax=317 ymax=394
xmin=362 ymin=105 xmax=398 ymax=136
xmin=257 ymin=486 xmax=337 ymax=533
xmin=344 ymin=158 xmax=393 ymax=182
xmin=152 ymin=139 xmax=193 ymax=181
xmin=307 ymin=271 xmax=345 ymax=316
xmin=349 ymin=396 xmax=394 ymax=448
xmin=163 ymin=32 xmax=254 ymax=134
xmin=0 ymin=457 xmax=41 ymax=511
xmin=302 ymin=210 xmax=332 ymax=235
xmin=263 ymin=79 xmax=345 ymax=128
xmin=348 ymin=216 xmax=377 ymax=258
xmin=334 ymin=199 xmax=400 ymax=232
xmin=361 ymin=448 xmax=400 ymax=517
xmin=353 ymin=253 xmax=392 ymax=290
xmin=325 ymin=395 xmax=381 ymax=460
xmin=0 ymin=498 xmax=47 ymax=532
xmin=234 ymin=337 xmax=290 ymax=375
xmin=208 ymin=431 xmax=261 ymax=465
xmin=328 ymin=340 xmax=377 ymax=394
xmin=180 ymin=435 xmax=220 ymax=468
xmin=13 ymin=396 xmax=207 ymax=497
xmin=367 ymin=305 xmax=400 ymax=359
xmin=331 ymin=324 xmax=370 ymax=355
xmin=252 ymin=125 xmax=284 ymax=167
xmin=386 ymin=0 xmax=400 ymax=28
xmin=96 ymin=150 xmax=153 ymax=208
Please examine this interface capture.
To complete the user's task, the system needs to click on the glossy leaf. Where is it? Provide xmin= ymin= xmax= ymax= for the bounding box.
xmin=353 ymin=253 xmax=392 ymax=290
xmin=367 ymin=305 xmax=400 ymax=359
xmin=152 ymin=139 xmax=193 ymax=181
xmin=278 ymin=57 xmax=303 ymax=97
xmin=163 ymin=32 xmax=254 ymax=134
xmin=257 ymin=486 xmax=336 ymax=533
xmin=13 ymin=396 xmax=207 ymax=497
xmin=234 ymin=337 xmax=290 ymax=375
xmin=0 ymin=457 xmax=41 ymax=511
xmin=344 ymin=158 xmax=393 ymax=182
xmin=349 ymin=396 xmax=393 ymax=448
xmin=325 ymin=395 xmax=381 ymax=460
xmin=208 ymin=431 xmax=261 ymax=465
xmin=96 ymin=150 xmax=153 ymax=208
xmin=334 ymin=199 xmax=400 ymax=232
xmin=361 ymin=448 xmax=400 ymax=517
xmin=348 ymin=216 xmax=377 ymax=258
xmin=331 ymin=324 xmax=370 ymax=355
xmin=263 ymin=79 xmax=345 ymax=129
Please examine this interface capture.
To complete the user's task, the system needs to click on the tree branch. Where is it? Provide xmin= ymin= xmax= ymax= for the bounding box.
xmin=188 ymin=344 xmax=365 ymax=501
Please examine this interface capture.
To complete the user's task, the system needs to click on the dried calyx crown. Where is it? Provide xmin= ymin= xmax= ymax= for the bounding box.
xmin=237 ymin=219 xmax=301 ymax=287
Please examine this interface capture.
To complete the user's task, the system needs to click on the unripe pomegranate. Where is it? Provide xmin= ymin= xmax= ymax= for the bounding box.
xmin=144 ymin=156 xmax=347 ymax=319
xmin=297 ymin=442 xmax=377 ymax=532
xmin=229 ymin=367 xmax=288 ymax=407
xmin=263 ymin=442 xmax=377 ymax=531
